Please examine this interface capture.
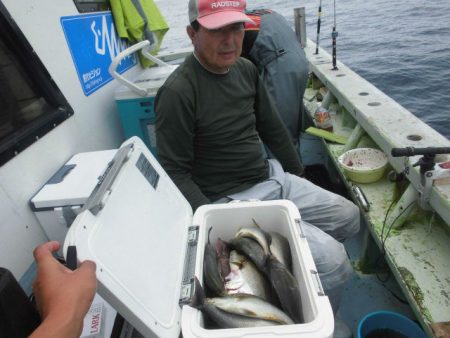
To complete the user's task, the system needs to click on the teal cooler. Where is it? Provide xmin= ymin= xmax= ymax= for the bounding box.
xmin=114 ymin=65 xmax=176 ymax=156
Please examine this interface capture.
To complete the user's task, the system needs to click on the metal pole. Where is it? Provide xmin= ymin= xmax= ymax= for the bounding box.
xmin=315 ymin=0 xmax=322 ymax=54
xmin=331 ymin=0 xmax=338 ymax=70
xmin=294 ymin=7 xmax=307 ymax=48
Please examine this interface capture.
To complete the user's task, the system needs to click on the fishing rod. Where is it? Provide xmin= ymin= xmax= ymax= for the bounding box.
xmin=331 ymin=0 xmax=338 ymax=70
xmin=315 ymin=0 xmax=322 ymax=54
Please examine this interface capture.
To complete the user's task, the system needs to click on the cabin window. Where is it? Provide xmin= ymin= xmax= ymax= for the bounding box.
xmin=0 ymin=3 xmax=73 ymax=166
xmin=73 ymin=0 xmax=111 ymax=13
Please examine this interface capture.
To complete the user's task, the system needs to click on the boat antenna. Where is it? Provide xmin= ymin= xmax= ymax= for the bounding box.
xmin=331 ymin=0 xmax=339 ymax=70
xmin=315 ymin=0 xmax=322 ymax=54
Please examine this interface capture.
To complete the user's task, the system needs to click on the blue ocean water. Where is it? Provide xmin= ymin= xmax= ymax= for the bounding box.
xmin=155 ymin=0 xmax=450 ymax=139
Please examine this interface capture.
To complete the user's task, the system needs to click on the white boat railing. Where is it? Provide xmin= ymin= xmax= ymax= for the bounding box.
xmin=301 ymin=38 xmax=450 ymax=337
xmin=303 ymin=39 xmax=450 ymax=226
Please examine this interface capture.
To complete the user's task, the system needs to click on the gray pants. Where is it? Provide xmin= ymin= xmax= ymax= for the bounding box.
xmin=215 ymin=159 xmax=360 ymax=311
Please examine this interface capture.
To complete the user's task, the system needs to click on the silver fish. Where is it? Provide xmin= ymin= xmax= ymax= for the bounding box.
xmin=229 ymin=236 xmax=267 ymax=273
xmin=205 ymin=307 xmax=284 ymax=328
xmin=267 ymin=255 xmax=304 ymax=323
xmin=269 ymin=231 xmax=292 ymax=271
xmin=191 ymin=277 xmax=282 ymax=328
xmin=235 ymin=220 xmax=271 ymax=256
xmin=207 ymin=293 xmax=294 ymax=325
xmin=203 ymin=228 xmax=224 ymax=296
xmin=225 ymin=250 xmax=271 ymax=301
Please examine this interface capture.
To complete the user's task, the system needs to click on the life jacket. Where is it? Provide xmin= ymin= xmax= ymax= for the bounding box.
xmin=243 ymin=10 xmax=309 ymax=145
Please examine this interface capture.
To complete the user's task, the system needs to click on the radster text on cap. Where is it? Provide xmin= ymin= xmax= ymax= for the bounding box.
xmin=189 ymin=0 xmax=255 ymax=30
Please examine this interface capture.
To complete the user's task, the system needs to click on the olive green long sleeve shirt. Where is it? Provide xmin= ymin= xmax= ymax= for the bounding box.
xmin=155 ymin=54 xmax=302 ymax=210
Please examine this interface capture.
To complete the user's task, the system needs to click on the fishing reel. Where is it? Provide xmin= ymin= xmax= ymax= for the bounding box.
xmin=391 ymin=146 xmax=450 ymax=210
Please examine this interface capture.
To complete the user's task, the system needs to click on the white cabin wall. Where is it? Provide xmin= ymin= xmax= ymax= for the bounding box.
xmin=0 ymin=0 xmax=143 ymax=278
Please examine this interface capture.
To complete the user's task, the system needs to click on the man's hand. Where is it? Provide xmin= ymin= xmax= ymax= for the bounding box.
xmin=30 ymin=241 xmax=96 ymax=338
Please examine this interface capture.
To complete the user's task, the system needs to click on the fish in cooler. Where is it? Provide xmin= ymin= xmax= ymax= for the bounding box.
xmin=191 ymin=277 xmax=293 ymax=328
xmin=201 ymin=220 xmax=304 ymax=328
xmin=229 ymin=236 xmax=267 ymax=273
xmin=224 ymin=250 xmax=271 ymax=301
xmin=269 ymin=231 xmax=292 ymax=271
xmin=215 ymin=238 xmax=230 ymax=279
xmin=235 ymin=220 xmax=271 ymax=256
xmin=267 ymin=255 xmax=303 ymax=323
xmin=203 ymin=229 xmax=226 ymax=296
xmin=207 ymin=293 xmax=294 ymax=325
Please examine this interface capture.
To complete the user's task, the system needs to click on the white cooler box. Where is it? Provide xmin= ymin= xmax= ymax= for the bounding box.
xmin=64 ymin=137 xmax=333 ymax=338
xmin=30 ymin=150 xmax=117 ymax=247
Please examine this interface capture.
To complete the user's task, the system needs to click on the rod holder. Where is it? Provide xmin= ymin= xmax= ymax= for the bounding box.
xmin=294 ymin=7 xmax=307 ymax=48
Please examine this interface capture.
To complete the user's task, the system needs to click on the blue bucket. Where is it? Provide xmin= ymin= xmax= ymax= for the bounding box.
xmin=357 ymin=311 xmax=426 ymax=338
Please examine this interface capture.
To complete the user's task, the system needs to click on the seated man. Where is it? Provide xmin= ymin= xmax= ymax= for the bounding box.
xmin=155 ymin=1 xmax=359 ymax=336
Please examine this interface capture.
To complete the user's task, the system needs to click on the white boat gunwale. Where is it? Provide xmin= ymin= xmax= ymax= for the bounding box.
xmin=301 ymin=38 xmax=450 ymax=338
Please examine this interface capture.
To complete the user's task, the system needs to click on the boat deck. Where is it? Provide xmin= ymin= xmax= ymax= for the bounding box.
xmin=339 ymin=220 xmax=415 ymax=336
xmin=303 ymin=42 xmax=450 ymax=338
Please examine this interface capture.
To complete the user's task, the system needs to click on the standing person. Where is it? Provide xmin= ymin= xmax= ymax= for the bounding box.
xmin=155 ymin=1 xmax=359 ymax=336
xmin=242 ymin=9 xmax=309 ymax=148
xmin=30 ymin=241 xmax=96 ymax=338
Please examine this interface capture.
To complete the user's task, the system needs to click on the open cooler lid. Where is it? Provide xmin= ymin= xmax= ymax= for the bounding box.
xmin=64 ymin=137 xmax=194 ymax=338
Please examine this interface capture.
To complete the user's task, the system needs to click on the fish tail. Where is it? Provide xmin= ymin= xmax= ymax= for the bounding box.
xmin=207 ymin=227 xmax=213 ymax=244
xmin=190 ymin=276 xmax=206 ymax=310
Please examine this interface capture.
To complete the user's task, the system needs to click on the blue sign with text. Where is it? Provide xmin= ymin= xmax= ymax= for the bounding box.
xmin=61 ymin=13 xmax=137 ymax=96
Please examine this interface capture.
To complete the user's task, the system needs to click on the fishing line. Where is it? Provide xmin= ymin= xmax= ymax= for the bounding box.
xmin=375 ymin=280 xmax=408 ymax=305
xmin=375 ymin=197 xmax=397 ymax=283
xmin=381 ymin=201 xmax=416 ymax=250
xmin=375 ymin=200 xmax=416 ymax=283
xmin=380 ymin=199 xmax=396 ymax=244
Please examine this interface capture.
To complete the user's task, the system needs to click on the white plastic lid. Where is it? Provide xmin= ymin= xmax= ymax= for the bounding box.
xmin=31 ymin=150 xmax=117 ymax=208
xmin=64 ymin=137 xmax=193 ymax=338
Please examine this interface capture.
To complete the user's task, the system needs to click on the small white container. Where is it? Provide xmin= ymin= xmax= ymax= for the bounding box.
xmin=64 ymin=137 xmax=333 ymax=338
xmin=30 ymin=149 xmax=116 ymax=247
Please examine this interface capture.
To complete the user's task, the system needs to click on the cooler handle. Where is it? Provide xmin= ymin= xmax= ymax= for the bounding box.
xmin=108 ymin=40 xmax=170 ymax=97
xmin=66 ymin=245 xmax=77 ymax=271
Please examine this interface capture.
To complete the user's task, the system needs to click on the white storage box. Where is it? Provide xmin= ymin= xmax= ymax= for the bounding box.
xmin=64 ymin=137 xmax=333 ymax=338
xmin=30 ymin=150 xmax=116 ymax=246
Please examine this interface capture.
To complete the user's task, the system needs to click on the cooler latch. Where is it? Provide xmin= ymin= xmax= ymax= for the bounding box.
xmin=310 ymin=270 xmax=325 ymax=296
xmin=179 ymin=226 xmax=199 ymax=305
xmin=295 ymin=218 xmax=306 ymax=238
